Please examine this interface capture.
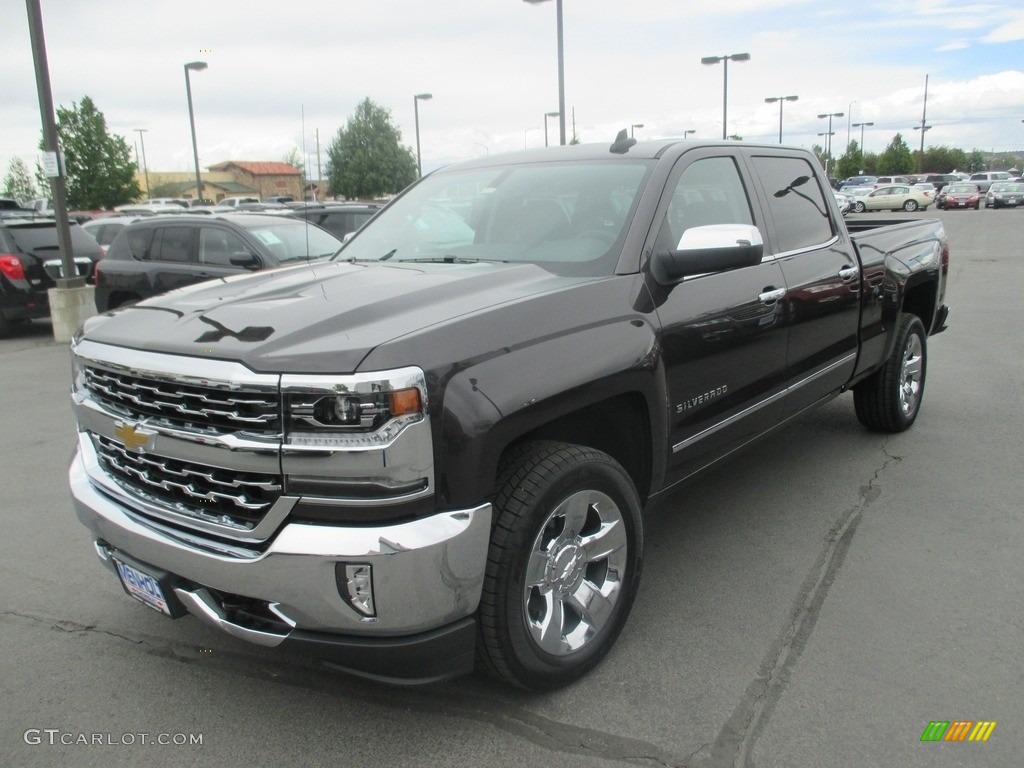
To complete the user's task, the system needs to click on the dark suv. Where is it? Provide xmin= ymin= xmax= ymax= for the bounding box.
xmin=286 ymin=202 xmax=381 ymax=241
xmin=0 ymin=214 xmax=102 ymax=334
xmin=93 ymin=213 xmax=343 ymax=312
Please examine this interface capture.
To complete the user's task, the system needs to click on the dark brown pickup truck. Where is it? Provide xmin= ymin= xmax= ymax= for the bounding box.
xmin=68 ymin=137 xmax=949 ymax=690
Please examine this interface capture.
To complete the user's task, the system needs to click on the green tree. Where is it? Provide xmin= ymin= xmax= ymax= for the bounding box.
xmin=39 ymin=96 xmax=140 ymax=209
xmin=875 ymin=133 xmax=914 ymax=175
xmin=325 ymin=98 xmax=417 ymax=199
xmin=811 ymin=143 xmax=827 ymax=170
xmin=920 ymin=146 xmax=969 ymax=173
xmin=2 ymin=157 xmax=37 ymax=203
xmin=965 ymin=150 xmax=986 ymax=173
xmin=835 ymin=140 xmax=863 ymax=180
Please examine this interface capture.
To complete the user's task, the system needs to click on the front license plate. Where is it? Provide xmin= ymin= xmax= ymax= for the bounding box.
xmin=113 ymin=557 xmax=174 ymax=617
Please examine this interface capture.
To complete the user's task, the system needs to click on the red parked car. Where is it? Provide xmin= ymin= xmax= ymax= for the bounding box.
xmin=936 ymin=183 xmax=981 ymax=210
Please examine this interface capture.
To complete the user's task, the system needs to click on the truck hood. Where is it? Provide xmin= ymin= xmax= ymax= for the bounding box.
xmin=82 ymin=260 xmax=599 ymax=373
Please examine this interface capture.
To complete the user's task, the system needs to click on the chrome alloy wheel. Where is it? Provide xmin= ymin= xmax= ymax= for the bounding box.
xmin=522 ymin=489 xmax=628 ymax=655
xmin=899 ymin=332 xmax=924 ymax=417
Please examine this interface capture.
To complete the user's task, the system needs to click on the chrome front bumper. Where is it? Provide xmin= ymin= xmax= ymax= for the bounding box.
xmin=70 ymin=440 xmax=492 ymax=642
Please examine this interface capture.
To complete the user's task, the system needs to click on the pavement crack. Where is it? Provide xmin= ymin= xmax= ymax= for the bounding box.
xmin=703 ymin=443 xmax=898 ymax=767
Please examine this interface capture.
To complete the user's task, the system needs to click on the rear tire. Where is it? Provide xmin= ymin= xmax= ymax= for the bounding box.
xmin=854 ymin=314 xmax=927 ymax=432
xmin=477 ymin=441 xmax=643 ymax=690
xmin=903 ymin=200 xmax=919 ymax=212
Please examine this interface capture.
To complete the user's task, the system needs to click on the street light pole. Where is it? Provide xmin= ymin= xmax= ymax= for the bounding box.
xmin=134 ymin=128 xmax=150 ymax=197
xmin=846 ymin=101 xmax=856 ymax=152
xmin=184 ymin=61 xmax=207 ymax=202
xmin=702 ymin=52 xmax=750 ymax=140
xmin=764 ymin=95 xmax=798 ymax=143
xmin=630 ymin=123 xmax=644 ymax=138
xmin=413 ymin=93 xmax=432 ymax=177
xmin=684 ymin=129 xmax=696 ymax=139
xmin=916 ymin=74 xmax=930 ymax=173
xmin=853 ymin=121 xmax=874 ymax=152
xmin=815 ymin=111 xmax=839 ymax=160
xmin=544 ymin=111 xmax=560 ymax=146
xmin=524 ymin=0 xmax=566 ymax=145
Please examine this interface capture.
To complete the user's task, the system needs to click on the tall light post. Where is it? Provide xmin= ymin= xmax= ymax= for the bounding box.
xmin=134 ymin=128 xmax=150 ymax=197
xmin=184 ymin=61 xmax=207 ymax=202
xmin=413 ymin=92 xmax=432 ymax=177
xmin=524 ymin=0 xmax=566 ymax=145
xmin=544 ymin=111 xmax=560 ymax=146
xmin=915 ymin=74 xmax=930 ymax=173
xmin=630 ymin=123 xmax=644 ymax=138
xmin=817 ymin=111 xmax=843 ymax=173
xmin=853 ymin=121 xmax=874 ymax=152
xmin=846 ymin=101 xmax=856 ymax=152
xmin=684 ymin=129 xmax=696 ymax=139
xmin=701 ymin=52 xmax=750 ymax=140
xmin=764 ymin=95 xmax=798 ymax=143
xmin=913 ymin=125 xmax=932 ymax=173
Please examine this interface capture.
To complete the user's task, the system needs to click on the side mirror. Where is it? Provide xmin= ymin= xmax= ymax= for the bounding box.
xmin=229 ymin=252 xmax=260 ymax=269
xmin=651 ymin=224 xmax=764 ymax=285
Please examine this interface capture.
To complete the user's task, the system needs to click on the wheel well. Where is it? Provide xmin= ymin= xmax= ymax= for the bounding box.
xmin=506 ymin=393 xmax=652 ymax=502
xmin=902 ymin=280 xmax=936 ymax=333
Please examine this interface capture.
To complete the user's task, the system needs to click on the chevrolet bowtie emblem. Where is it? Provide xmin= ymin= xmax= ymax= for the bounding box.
xmin=114 ymin=421 xmax=155 ymax=453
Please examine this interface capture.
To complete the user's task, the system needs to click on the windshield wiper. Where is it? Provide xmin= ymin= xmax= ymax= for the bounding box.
xmin=344 ymin=248 xmax=396 ymax=263
xmin=396 ymin=255 xmax=509 ymax=264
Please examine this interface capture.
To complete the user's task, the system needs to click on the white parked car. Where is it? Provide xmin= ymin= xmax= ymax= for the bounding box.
xmin=215 ymin=196 xmax=261 ymax=209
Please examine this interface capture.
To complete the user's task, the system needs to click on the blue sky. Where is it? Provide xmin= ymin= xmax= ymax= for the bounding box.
xmin=2 ymin=0 xmax=1022 ymax=183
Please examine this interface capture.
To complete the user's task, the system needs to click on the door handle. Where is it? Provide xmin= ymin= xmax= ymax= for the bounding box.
xmin=838 ymin=266 xmax=859 ymax=282
xmin=758 ymin=287 xmax=786 ymax=304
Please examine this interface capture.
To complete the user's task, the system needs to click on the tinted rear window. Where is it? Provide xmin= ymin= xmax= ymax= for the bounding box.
xmin=750 ymin=155 xmax=835 ymax=253
xmin=5 ymin=223 xmax=101 ymax=257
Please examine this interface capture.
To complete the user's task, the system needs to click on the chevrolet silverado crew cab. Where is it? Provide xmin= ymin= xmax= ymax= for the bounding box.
xmin=68 ymin=136 xmax=950 ymax=690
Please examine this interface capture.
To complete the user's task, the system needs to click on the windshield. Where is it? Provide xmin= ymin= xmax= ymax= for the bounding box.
xmin=335 ymin=160 xmax=653 ymax=277
xmin=947 ymin=184 xmax=976 ymax=193
xmin=241 ymin=219 xmax=343 ymax=262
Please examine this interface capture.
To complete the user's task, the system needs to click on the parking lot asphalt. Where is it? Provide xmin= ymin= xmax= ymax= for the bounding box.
xmin=1 ymin=208 xmax=1021 ymax=767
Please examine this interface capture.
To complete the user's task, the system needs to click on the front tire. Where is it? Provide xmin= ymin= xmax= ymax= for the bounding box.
xmin=854 ymin=314 xmax=927 ymax=432
xmin=853 ymin=201 xmax=866 ymax=213
xmin=477 ymin=441 xmax=643 ymax=690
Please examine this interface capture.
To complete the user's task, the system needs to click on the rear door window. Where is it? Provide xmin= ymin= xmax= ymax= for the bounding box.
xmin=750 ymin=155 xmax=835 ymax=254
xmin=148 ymin=227 xmax=195 ymax=263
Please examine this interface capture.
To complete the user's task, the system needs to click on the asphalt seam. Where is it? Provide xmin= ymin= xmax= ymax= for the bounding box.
xmin=705 ymin=441 xmax=901 ymax=768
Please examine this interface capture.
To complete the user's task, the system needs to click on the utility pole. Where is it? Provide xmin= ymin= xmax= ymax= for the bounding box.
xmin=26 ymin=0 xmax=94 ymax=343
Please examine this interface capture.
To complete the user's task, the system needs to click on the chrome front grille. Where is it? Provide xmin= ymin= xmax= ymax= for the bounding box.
xmin=95 ymin=435 xmax=282 ymax=530
xmin=83 ymin=365 xmax=280 ymax=435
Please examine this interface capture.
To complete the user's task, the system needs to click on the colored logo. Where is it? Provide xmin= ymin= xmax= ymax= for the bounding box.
xmin=921 ymin=721 xmax=996 ymax=742
xmin=114 ymin=421 xmax=155 ymax=453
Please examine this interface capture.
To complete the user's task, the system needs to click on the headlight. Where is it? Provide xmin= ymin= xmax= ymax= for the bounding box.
xmin=282 ymin=367 xmax=427 ymax=448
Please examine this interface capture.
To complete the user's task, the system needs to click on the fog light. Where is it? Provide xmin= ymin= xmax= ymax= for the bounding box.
xmin=336 ymin=563 xmax=376 ymax=619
